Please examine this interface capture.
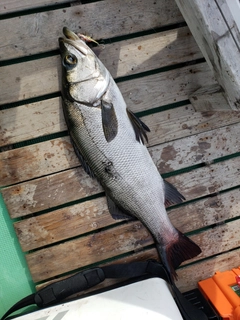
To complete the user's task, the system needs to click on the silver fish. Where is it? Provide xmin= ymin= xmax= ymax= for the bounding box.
xmin=58 ymin=27 xmax=201 ymax=280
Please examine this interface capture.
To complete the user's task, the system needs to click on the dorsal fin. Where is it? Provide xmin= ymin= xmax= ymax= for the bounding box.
xmin=127 ymin=109 xmax=150 ymax=144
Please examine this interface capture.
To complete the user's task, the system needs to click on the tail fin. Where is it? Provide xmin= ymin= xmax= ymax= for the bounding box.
xmin=157 ymin=230 xmax=201 ymax=280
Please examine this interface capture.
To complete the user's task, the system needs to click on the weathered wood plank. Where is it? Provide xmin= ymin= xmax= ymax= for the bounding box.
xmin=15 ymin=197 xmax=111 ymax=252
xmin=0 ymin=63 xmax=216 ymax=147
xmin=147 ymin=108 xmax=240 ymax=148
xmin=2 ymin=155 xmax=240 ymax=218
xmin=14 ymin=188 xmax=240 ymax=251
xmin=2 ymin=167 xmax=102 ymax=217
xmin=175 ymin=0 xmax=240 ymax=110
xmin=0 ymin=98 xmax=64 ymax=146
xmin=0 ymin=56 xmax=61 ymax=105
xmin=99 ymin=26 xmax=202 ymax=79
xmin=1 ymin=118 xmax=240 ymax=187
xmin=184 ymin=220 xmax=240 ymax=265
xmin=189 ymin=84 xmax=232 ymax=111
xmin=26 ymin=217 xmax=240 ymax=282
xmin=120 ymin=63 xmax=215 ymax=114
xmin=26 ymin=221 xmax=152 ymax=282
xmin=169 ymin=188 xmax=240 ymax=232
xmin=0 ymin=0 xmax=73 ymax=14
xmin=0 ymin=98 xmax=65 ymax=147
xmin=0 ymin=29 xmax=204 ymax=106
xmin=176 ymin=248 xmax=240 ymax=292
xmin=151 ymin=121 xmax=240 ymax=173
xmin=0 ymin=0 xmax=183 ymax=60
xmin=0 ymin=137 xmax=77 ymax=186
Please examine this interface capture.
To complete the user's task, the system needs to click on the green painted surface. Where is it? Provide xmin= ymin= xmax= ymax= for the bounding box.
xmin=0 ymin=193 xmax=35 ymax=318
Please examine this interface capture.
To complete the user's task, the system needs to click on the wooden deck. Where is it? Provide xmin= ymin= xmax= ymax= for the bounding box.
xmin=0 ymin=0 xmax=240 ymax=296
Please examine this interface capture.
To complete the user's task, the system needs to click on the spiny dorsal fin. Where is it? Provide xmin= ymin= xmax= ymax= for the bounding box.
xmin=164 ymin=180 xmax=185 ymax=207
xmin=127 ymin=108 xmax=150 ymax=144
xmin=101 ymin=100 xmax=118 ymax=142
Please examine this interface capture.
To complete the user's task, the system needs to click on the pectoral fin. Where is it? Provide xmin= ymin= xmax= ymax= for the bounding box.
xmin=101 ymin=100 xmax=118 ymax=142
xmin=164 ymin=180 xmax=185 ymax=207
xmin=106 ymin=195 xmax=136 ymax=221
xmin=127 ymin=109 xmax=150 ymax=144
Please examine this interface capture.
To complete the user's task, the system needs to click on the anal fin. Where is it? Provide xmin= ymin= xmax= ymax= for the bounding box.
xmin=106 ymin=195 xmax=136 ymax=221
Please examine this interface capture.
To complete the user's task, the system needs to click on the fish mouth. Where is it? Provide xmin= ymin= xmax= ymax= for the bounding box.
xmin=58 ymin=27 xmax=90 ymax=56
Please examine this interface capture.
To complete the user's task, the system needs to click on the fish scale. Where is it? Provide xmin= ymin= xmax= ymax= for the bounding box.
xmin=59 ymin=27 xmax=201 ymax=280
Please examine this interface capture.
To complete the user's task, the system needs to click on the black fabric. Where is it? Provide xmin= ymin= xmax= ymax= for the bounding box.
xmin=1 ymin=261 xmax=208 ymax=320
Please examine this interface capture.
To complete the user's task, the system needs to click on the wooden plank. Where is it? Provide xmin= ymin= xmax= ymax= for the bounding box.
xmin=26 ymin=217 xmax=240 ymax=282
xmin=0 ymin=98 xmax=65 ymax=147
xmin=175 ymin=0 xmax=240 ymax=110
xmin=146 ymin=121 xmax=240 ymax=171
xmin=0 ymin=136 xmax=78 ymax=187
xmin=99 ymin=26 xmax=202 ymax=79
xmin=0 ymin=56 xmax=60 ymax=105
xmin=176 ymin=248 xmax=240 ymax=292
xmin=169 ymin=188 xmax=240 ymax=233
xmin=189 ymin=84 xmax=232 ymax=111
xmin=2 ymin=167 xmax=102 ymax=217
xmin=147 ymin=107 xmax=240 ymax=147
xmin=0 ymin=0 xmax=73 ymax=14
xmin=0 ymin=63 xmax=216 ymax=147
xmin=14 ymin=188 xmax=240 ymax=251
xmin=26 ymin=220 xmax=153 ymax=282
xmin=1 ymin=118 xmax=240 ymax=187
xmin=0 ymin=0 xmax=183 ymax=60
xmin=2 ymin=155 xmax=240 ymax=218
xmin=185 ymin=219 xmax=240 ymax=265
xmin=0 ymin=29 xmax=204 ymax=106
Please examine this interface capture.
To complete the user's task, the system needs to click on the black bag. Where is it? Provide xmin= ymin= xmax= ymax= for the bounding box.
xmin=1 ymin=260 xmax=208 ymax=320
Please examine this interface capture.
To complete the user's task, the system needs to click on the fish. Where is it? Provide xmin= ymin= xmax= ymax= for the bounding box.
xmin=58 ymin=27 xmax=201 ymax=280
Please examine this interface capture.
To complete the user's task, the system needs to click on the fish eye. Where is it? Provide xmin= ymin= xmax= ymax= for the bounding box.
xmin=64 ymin=54 xmax=78 ymax=68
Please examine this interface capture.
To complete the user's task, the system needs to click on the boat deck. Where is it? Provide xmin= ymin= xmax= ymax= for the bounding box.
xmin=0 ymin=0 xmax=240 ymax=308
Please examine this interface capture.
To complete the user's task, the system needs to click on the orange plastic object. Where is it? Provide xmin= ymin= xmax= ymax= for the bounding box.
xmin=198 ymin=267 xmax=240 ymax=320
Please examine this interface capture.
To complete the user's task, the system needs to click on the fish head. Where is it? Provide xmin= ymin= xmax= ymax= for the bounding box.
xmin=59 ymin=27 xmax=109 ymax=104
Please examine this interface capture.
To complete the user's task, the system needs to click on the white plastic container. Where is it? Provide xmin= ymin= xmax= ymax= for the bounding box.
xmin=15 ymin=278 xmax=183 ymax=320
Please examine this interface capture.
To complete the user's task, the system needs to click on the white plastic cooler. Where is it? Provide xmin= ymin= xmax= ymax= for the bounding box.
xmin=15 ymin=278 xmax=183 ymax=320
